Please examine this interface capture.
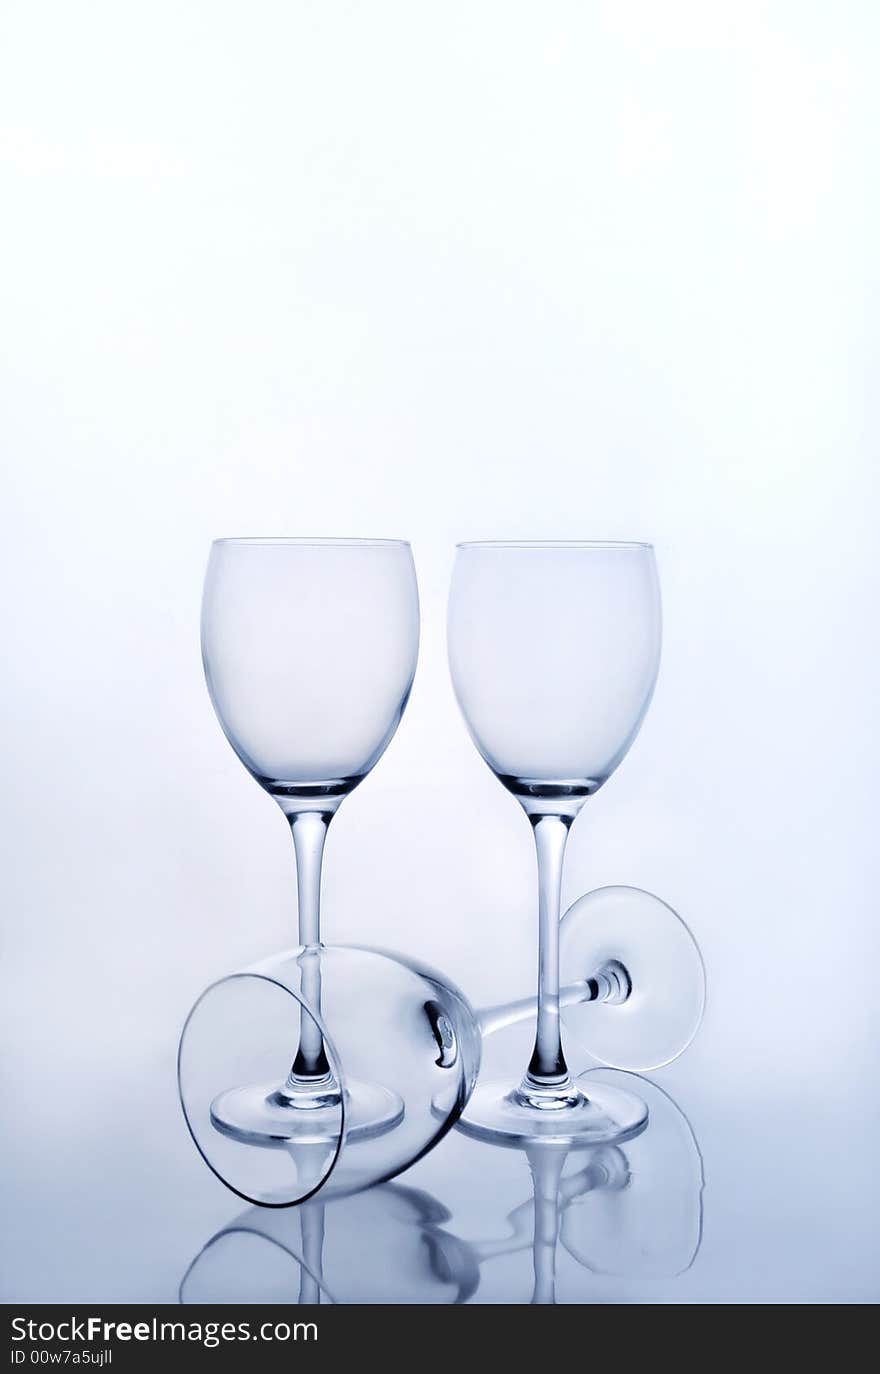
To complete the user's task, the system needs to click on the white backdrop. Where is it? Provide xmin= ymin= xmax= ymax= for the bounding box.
xmin=1 ymin=1 xmax=877 ymax=1194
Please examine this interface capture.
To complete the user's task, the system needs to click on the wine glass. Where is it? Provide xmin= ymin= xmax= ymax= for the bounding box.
xmin=447 ymin=540 xmax=666 ymax=1144
xmin=178 ymin=944 xmax=481 ymax=1206
xmin=200 ymin=538 xmax=419 ymax=1146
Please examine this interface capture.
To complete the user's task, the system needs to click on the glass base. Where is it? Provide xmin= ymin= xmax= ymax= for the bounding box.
xmin=456 ymin=1073 xmax=648 ymax=1149
xmin=210 ymin=1078 xmax=405 ymax=1148
xmin=560 ymin=886 xmax=705 ymax=1071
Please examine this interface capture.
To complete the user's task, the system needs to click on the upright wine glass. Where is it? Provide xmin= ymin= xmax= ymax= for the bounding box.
xmin=201 ymin=538 xmax=420 ymax=1145
xmin=447 ymin=541 xmax=662 ymax=1144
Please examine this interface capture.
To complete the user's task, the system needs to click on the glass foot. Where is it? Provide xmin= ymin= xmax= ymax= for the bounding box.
xmin=456 ymin=1073 xmax=648 ymax=1149
xmin=561 ymin=886 xmax=706 ymax=1071
xmin=211 ymin=1078 xmax=404 ymax=1148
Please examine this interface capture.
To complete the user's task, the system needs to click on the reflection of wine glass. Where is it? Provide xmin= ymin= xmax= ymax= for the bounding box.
xmin=200 ymin=539 xmax=419 ymax=1146
xmin=448 ymin=541 xmax=676 ymax=1144
xmin=440 ymin=1072 xmax=703 ymax=1304
xmin=559 ymin=1069 xmax=703 ymax=1281
xmin=182 ymin=1072 xmax=701 ymax=1304
xmin=180 ymin=1181 xmax=473 ymax=1305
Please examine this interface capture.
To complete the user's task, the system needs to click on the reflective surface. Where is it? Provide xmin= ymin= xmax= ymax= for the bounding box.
xmin=4 ymin=1022 xmax=877 ymax=1303
xmin=180 ymin=1068 xmax=701 ymax=1305
xmin=181 ymin=1068 xmax=702 ymax=1305
xmin=180 ymin=1182 xmax=469 ymax=1305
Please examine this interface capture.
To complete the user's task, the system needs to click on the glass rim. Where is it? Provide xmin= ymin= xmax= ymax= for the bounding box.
xmin=455 ymin=540 xmax=654 ymax=551
xmin=177 ymin=966 xmax=347 ymax=1209
xmin=212 ymin=537 xmax=411 ymax=548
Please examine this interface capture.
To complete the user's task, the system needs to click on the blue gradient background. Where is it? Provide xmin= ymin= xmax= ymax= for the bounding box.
xmin=1 ymin=1 xmax=877 ymax=1302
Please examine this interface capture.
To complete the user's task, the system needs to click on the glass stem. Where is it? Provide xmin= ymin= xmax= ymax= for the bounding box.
xmin=476 ymin=961 xmax=630 ymax=1038
xmin=287 ymin=810 xmax=333 ymax=1083
xmin=477 ymin=980 xmax=597 ymax=1039
xmin=519 ymin=814 xmax=576 ymax=1107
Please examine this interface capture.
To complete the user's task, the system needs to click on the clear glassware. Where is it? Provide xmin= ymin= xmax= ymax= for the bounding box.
xmin=179 ymin=884 xmax=701 ymax=1206
xmin=447 ymin=540 xmax=674 ymax=1144
xmin=178 ymin=944 xmax=481 ymax=1206
xmin=558 ymin=886 xmax=705 ymax=1073
xmin=200 ymin=538 xmax=420 ymax=1147
xmin=481 ymin=885 xmax=705 ymax=1078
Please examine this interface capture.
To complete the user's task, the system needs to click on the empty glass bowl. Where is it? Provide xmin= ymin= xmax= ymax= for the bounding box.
xmin=178 ymin=943 xmax=481 ymax=1206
